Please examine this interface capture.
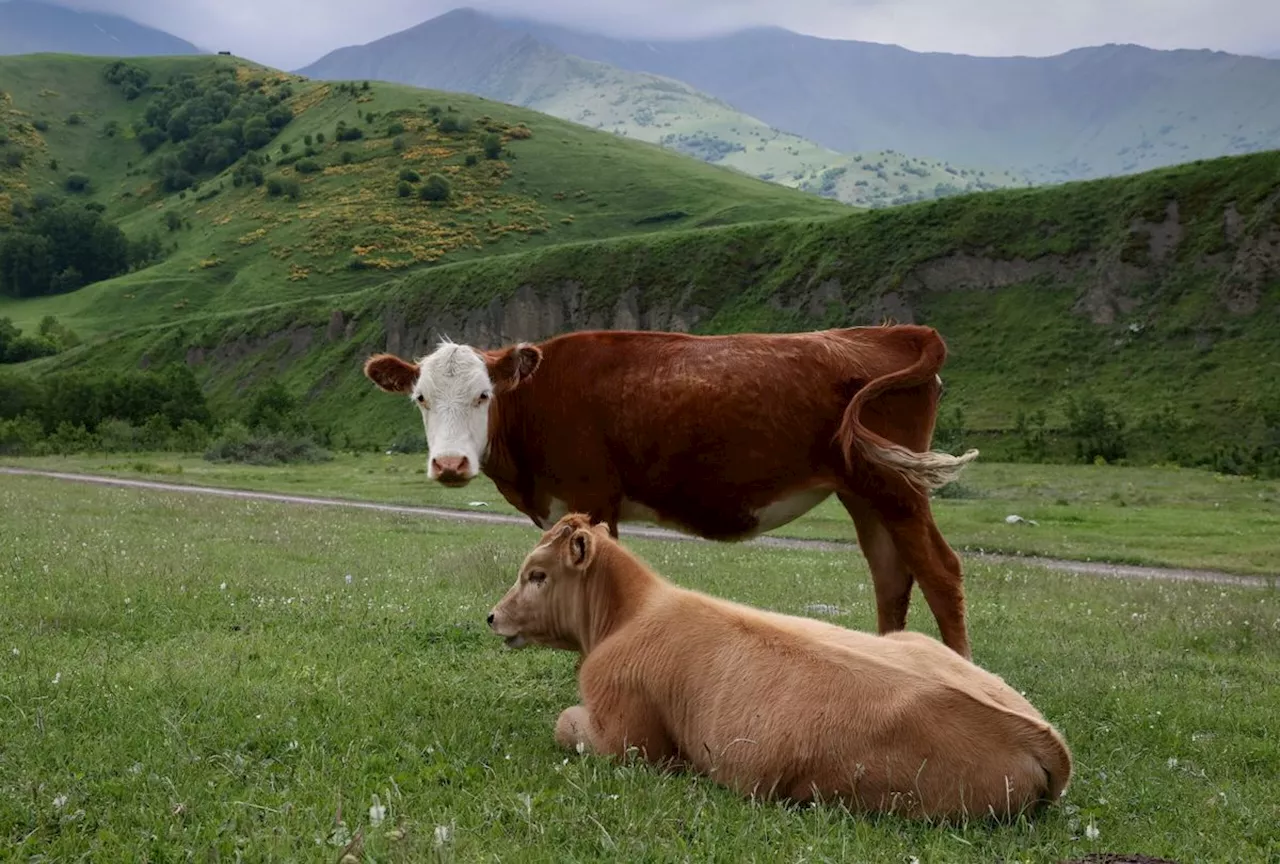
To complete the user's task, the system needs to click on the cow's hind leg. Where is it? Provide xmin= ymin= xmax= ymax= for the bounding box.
xmin=845 ymin=481 xmax=971 ymax=658
xmin=838 ymin=492 xmax=914 ymax=635
xmin=883 ymin=494 xmax=970 ymax=659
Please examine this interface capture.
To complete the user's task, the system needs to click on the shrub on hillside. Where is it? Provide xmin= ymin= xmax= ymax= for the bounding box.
xmin=438 ymin=115 xmax=471 ymax=134
xmin=64 ymin=173 xmax=91 ymax=193
xmin=397 ymin=181 xmax=413 ymax=198
xmin=419 ymin=174 xmax=451 ymax=202
xmin=398 ymin=167 xmax=420 ymax=182
xmin=483 ymin=133 xmax=502 ymax=159
xmin=335 ymin=123 xmax=364 ymax=142
xmin=294 ymin=158 xmax=321 ymax=174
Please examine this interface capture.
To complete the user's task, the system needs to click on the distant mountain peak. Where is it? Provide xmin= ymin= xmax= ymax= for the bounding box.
xmin=0 ymin=0 xmax=202 ymax=57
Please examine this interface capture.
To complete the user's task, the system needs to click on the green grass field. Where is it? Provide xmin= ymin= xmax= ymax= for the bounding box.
xmin=4 ymin=455 xmax=1277 ymax=577
xmin=1 ymin=473 xmax=1277 ymax=861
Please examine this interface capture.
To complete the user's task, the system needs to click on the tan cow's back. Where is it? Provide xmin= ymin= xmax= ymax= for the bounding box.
xmin=579 ymin=549 xmax=1071 ymax=820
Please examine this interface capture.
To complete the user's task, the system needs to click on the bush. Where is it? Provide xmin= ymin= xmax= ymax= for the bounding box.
xmin=482 ymin=133 xmax=502 ymax=159
xmin=165 ymin=211 xmax=183 ymax=232
xmin=1064 ymin=393 xmax=1127 ymax=464
xmin=294 ymin=158 xmax=321 ymax=174
xmin=387 ymin=121 xmax=405 ymax=135
xmin=398 ymin=167 xmax=420 ymax=182
xmin=33 ymin=119 xmax=50 ymax=132
xmin=204 ymin=425 xmax=333 ymax=465
xmin=419 ymin=173 xmax=451 ymax=202
xmin=438 ymin=115 xmax=471 ymax=134
xmin=465 ymin=153 xmax=478 ymax=167
xmin=392 ymin=136 xmax=406 ymax=152
xmin=0 ymin=414 xmax=43 ymax=455
xmin=303 ymin=133 xmax=313 ymax=146
xmin=335 ymin=124 xmax=364 ymax=142
xmin=315 ymin=132 xmax=325 ymax=144
xmin=4 ymin=149 xmax=23 ymax=168
xmin=64 ymin=173 xmax=91 ymax=193
xmin=397 ymin=181 xmax=413 ymax=198
xmin=340 ymin=151 xmax=354 ymax=165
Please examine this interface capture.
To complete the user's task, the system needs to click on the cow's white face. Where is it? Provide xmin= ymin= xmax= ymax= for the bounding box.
xmin=363 ymin=341 xmax=542 ymax=487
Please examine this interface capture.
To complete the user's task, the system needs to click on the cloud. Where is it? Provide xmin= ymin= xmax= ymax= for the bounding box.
xmin=57 ymin=0 xmax=1280 ymax=70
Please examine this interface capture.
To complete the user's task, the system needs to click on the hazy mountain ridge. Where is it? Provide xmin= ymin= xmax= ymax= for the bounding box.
xmin=298 ymin=9 xmax=1031 ymax=207
xmin=496 ymin=14 xmax=1280 ymax=183
xmin=0 ymin=0 xmax=202 ymax=57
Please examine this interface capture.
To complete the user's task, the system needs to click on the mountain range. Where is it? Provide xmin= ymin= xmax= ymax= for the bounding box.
xmin=0 ymin=0 xmax=201 ymax=57
xmin=303 ymin=8 xmax=1280 ymax=185
xmin=3 ymin=1 xmax=1280 ymax=204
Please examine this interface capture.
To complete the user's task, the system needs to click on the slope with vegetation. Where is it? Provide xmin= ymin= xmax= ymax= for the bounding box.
xmin=297 ymin=8 xmax=1029 ymax=208
xmin=8 ymin=139 xmax=1277 ymax=479
xmin=0 ymin=52 xmax=843 ymax=341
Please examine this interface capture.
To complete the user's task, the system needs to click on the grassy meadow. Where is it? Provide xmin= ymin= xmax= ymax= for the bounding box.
xmin=5 ymin=454 xmax=1278 ymax=577
xmin=1 ymin=473 xmax=1277 ymax=862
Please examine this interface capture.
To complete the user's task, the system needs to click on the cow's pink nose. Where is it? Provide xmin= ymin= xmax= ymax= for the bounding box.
xmin=431 ymin=455 xmax=471 ymax=483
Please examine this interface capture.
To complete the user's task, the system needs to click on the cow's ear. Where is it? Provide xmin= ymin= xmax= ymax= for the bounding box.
xmin=566 ymin=527 xmax=597 ymax=571
xmin=485 ymin=342 xmax=542 ymax=394
xmin=364 ymin=354 xmax=419 ymax=394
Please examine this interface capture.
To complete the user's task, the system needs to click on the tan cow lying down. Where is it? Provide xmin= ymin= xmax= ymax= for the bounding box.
xmin=488 ymin=513 xmax=1073 ymax=822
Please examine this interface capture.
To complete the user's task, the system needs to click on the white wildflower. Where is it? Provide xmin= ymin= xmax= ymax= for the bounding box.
xmin=51 ymin=672 xmax=61 ymax=685
xmin=434 ymin=824 xmax=452 ymax=847
xmin=345 ymin=574 xmax=353 ymax=585
xmin=220 ymin=582 xmax=227 ymax=591
xmin=10 ymin=647 xmax=17 ymax=656
xmin=53 ymin=794 xmax=67 ymax=809
xmin=368 ymin=794 xmax=386 ymax=827
xmin=575 ymin=741 xmax=586 ymax=755
xmin=1085 ymin=820 xmax=1100 ymax=841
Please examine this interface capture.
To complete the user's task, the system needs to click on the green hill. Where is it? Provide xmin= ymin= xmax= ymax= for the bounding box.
xmin=0 ymin=0 xmax=202 ymax=57
xmin=15 ymin=145 xmax=1280 ymax=476
xmin=0 ymin=53 xmax=844 ymax=338
xmin=297 ymin=9 xmax=1030 ymax=209
xmin=504 ymin=17 xmax=1280 ymax=184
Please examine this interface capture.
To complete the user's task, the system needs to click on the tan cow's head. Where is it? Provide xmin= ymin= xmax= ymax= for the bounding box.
xmin=363 ymin=340 xmax=541 ymax=486
xmin=487 ymin=513 xmax=609 ymax=652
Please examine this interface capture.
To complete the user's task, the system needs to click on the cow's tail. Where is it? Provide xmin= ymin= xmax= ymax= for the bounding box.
xmin=835 ymin=326 xmax=979 ymax=490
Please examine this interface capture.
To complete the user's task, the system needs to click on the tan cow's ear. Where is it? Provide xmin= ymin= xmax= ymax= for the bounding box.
xmin=486 ymin=342 xmax=542 ymax=394
xmin=364 ymin=354 xmax=419 ymax=394
xmin=567 ymin=528 xmax=596 ymax=571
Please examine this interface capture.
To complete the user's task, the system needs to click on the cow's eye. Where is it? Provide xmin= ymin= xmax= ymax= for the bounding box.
xmin=415 ymin=394 xmax=426 ymax=405
xmin=528 ymin=570 xmax=546 ymax=585
xmin=476 ymin=391 xmax=491 ymax=405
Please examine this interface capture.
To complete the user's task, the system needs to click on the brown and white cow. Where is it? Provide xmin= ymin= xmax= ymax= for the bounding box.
xmin=487 ymin=514 xmax=1073 ymax=821
xmin=364 ymin=325 xmax=980 ymax=656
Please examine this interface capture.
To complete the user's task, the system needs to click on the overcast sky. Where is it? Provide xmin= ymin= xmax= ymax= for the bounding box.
xmin=60 ymin=0 xmax=1280 ymax=71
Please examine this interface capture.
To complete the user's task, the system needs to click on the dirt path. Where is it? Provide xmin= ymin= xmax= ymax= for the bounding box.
xmin=4 ymin=466 xmax=1275 ymax=589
